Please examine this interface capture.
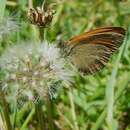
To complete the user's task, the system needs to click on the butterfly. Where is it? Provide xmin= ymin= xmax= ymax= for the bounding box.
xmin=63 ymin=27 xmax=126 ymax=74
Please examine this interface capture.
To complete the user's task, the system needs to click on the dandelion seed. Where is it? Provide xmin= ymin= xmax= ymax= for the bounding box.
xmin=40 ymin=81 xmax=44 ymax=86
xmin=23 ymin=67 xmax=28 ymax=72
xmin=10 ymin=74 xmax=16 ymax=80
xmin=22 ymin=77 xmax=27 ymax=82
xmin=2 ymin=83 xmax=8 ymax=92
xmin=24 ymin=91 xmax=34 ymax=101
xmin=33 ymin=71 xmax=39 ymax=76
xmin=40 ymin=61 xmax=46 ymax=67
xmin=0 ymin=17 xmax=18 ymax=40
xmin=32 ymin=81 xmax=36 ymax=87
xmin=24 ymin=55 xmax=30 ymax=62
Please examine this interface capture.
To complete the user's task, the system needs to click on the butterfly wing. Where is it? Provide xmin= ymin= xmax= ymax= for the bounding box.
xmin=67 ymin=27 xmax=126 ymax=74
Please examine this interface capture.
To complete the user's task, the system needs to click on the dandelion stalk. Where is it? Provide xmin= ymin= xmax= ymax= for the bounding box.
xmin=35 ymin=102 xmax=46 ymax=130
xmin=46 ymin=94 xmax=54 ymax=130
xmin=0 ymin=92 xmax=12 ymax=130
xmin=28 ymin=0 xmax=33 ymax=8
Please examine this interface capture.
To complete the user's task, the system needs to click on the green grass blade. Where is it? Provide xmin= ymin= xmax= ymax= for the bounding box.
xmin=106 ymin=37 xmax=127 ymax=129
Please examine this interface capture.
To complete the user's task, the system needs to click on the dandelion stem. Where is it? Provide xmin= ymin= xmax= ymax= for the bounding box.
xmin=46 ymin=94 xmax=54 ymax=130
xmin=44 ymin=28 xmax=47 ymax=41
xmin=39 ymin=23 xmax=47 ymax=41
xmin=35 ymin=102 xmax=46 ymax=130
xmin=0 ymin=92 xmax=12 ymax=130
xmin=28 ymin=0 xmax=33 ymax=8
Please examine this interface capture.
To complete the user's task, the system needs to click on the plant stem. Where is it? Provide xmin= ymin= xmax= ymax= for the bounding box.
xmin=35 ymin=102 xmax=46 ymax=130
xmin=0 ymin=92 xmax=12 ymax=130
xmin=42 ymin=0 xmax=47 ymax=11
xmin=28 ymin=0 xmax=33 ymax=8
xmin=21 ymin=106 xmax=35 ymax=130
xmin=46 ymin=94 xmax=54 ymax=130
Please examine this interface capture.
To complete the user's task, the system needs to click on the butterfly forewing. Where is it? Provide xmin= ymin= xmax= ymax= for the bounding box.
xmin=67 ymin=27 xmax=126 ymax=74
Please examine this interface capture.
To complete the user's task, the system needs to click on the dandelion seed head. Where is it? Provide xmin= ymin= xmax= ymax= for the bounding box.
xmin=0 ymin=42 xmax=75 ymax=102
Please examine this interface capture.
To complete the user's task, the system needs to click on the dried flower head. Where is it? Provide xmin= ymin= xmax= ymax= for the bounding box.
xmin=27 ymin=6 xmax=56 ymax=27
xmin=0 ymin=17 xmax=18 ymax=40
xmin=0 ymin=42 xmax=74 ymax=104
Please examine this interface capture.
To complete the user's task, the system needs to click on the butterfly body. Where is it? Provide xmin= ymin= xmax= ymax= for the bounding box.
xmin=64 ymin=27 xmax=126 ymax=74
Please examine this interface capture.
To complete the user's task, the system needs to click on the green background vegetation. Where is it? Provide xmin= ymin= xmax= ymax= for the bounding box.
xmin=0 ymin=0 xmax=130 ymax=130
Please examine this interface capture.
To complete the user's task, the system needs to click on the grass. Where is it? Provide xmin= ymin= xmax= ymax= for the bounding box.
xmin=0 ymin=0 xmax=130 ymax=130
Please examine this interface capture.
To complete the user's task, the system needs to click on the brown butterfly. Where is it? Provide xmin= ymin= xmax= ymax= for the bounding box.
xmin=63 ymin=27 xmax=126 ymax=74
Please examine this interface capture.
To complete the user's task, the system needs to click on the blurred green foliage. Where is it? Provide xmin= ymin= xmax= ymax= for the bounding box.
xmin=0 ymin=0 xmax=130 ymax=130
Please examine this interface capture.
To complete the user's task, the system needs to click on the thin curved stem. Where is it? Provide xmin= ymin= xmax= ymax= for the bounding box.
xmin=46 ymin=94 xmax=54 ymax=130
xmin=42 ymin=0 xmax=47 ymax=11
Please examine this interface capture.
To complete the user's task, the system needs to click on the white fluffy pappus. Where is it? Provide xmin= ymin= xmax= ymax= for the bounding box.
xmin=0 ymin=17 xmax=18 ymax=40
xmin=0 ymin=42 xmax=75 ymax=103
